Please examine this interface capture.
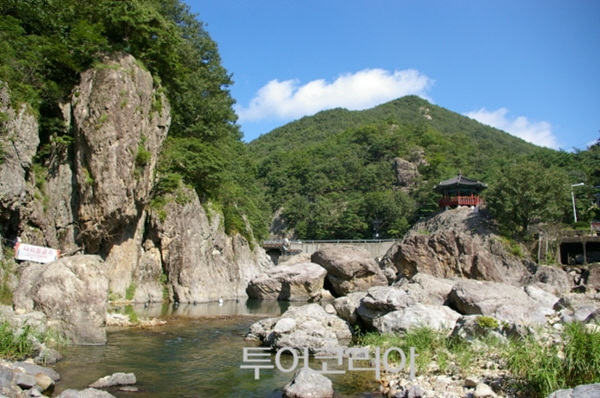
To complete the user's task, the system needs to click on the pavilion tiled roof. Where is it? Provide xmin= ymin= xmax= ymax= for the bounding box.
xmin=433 ymin=174 xmax=488 ymax=192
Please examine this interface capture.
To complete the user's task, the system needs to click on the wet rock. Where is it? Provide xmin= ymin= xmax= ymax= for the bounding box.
xmin=89 ymin=372 xmax=136 ymax=388
xmin=283 ymin=367 xmax=333 ymax=398
xmin=57 ymin=388 xmax=117 ymax=398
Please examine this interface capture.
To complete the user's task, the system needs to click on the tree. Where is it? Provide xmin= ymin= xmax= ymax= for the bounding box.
xmin=486 ymin=160 xmax=570 ymax=236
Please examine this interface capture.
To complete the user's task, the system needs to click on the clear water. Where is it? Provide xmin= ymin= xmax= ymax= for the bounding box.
xmin=51 ymin=300 xmax=381 ymax=398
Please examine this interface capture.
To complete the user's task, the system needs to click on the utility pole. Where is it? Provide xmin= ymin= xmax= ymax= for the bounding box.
xmin=571 ymin=182 xmax=584 ymax=222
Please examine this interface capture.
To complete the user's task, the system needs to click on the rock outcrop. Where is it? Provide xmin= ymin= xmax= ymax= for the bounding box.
xmin=73 ymin=53 xmax=170 ymax=254
xmin=311 ymin=245 xmax=387 ymax=296
xmin=247 ymin=262 xmax=328 ymax=301
xmin=146 ymin=186 xmax=271 ymax=303
xmin=1 ymin=52 xmax=272 ymax=318
xmin=380 ymin=207 xmax=532 ymax=286
xmin=13 ymin=255 xmax=108 ymax=345
xmin=247 ymin=303 xmax=352 ymax=354
xmin=0 ymin=80 xmax=40 ymax=237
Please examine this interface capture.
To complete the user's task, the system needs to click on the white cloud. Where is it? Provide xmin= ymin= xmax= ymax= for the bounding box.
xmin=236 ymin=68 xmax=434 ymax=122
xmin=465 ymin=108 xmax=559 ymax=149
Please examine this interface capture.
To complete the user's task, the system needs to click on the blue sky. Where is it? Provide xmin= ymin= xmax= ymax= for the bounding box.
xmin=184 ymin=1 xmax=599 ymax=150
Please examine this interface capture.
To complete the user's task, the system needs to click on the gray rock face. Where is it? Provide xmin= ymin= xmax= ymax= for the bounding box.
xmin=311 ymin=245 xmax=387 ymax=296
xmin=73 ymin=53 xmax=170 ymax=254
xmin=380 ymin=207 xmax=530 ymax=286
xmin=248 ymin=303 xmax=352 ymax=354
xmin=447 ymin=279 xmax=547 ymax=325
xmin=247 ymin=262 xmax=327 ymax=301
xmin=148 ymin=186 xmax=272 ymax=303
xmin=283 ymin=367 xmax=334 ymax=398
xmin=13 ymin=255 xmax=108 ymax=345
xmin=546 ymin=383 xmax=600 ymax=398
xmin=0 ymin=81 xmax=39 ymax=214
xmin=393 ymin=157 xmax=421 ymax=191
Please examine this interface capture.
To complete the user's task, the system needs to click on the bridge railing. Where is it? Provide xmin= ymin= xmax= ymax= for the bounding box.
xmin=262 ymin=238 xmax=396 ymax=246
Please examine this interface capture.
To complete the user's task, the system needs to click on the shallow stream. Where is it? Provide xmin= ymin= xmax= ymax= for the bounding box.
xmin=51 ymin=300 xmax=382 ymax=398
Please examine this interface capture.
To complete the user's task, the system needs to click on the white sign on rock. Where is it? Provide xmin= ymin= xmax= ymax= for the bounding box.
xmin=14 ymin=242 xmax=60 ymax=264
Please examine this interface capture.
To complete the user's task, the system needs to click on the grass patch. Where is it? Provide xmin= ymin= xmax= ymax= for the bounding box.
xmin=0 ymin=321 xmax=34 ymax=360
xmin=354 ymin=327 xmax=451 ymax=374
xmin=124 ymin=305 xmax=139 ymax=324
xmin=505 ymin=321 xmax=600 ymax=397
xmin=125 ymin=283 xmax=137 ymax=301
xmin=0 ymin=260 xmax=14 ymax=305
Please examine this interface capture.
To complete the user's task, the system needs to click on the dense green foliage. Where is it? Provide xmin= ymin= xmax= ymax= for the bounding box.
xmin=250 ymin=96 xmax=600 ymax=239
xmin=486 ymin=160 xmax=571 ymax=236
xmin=0 ymin=0 xmax=268 ymax=241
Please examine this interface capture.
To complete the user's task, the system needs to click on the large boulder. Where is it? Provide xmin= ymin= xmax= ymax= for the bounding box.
xmin=311 ymin=245 xmax=387 ymax=296
xmin=333 ymin=292 xmax=368 ymax=326
xmin=401 ymin=273 xmax=455 ymax=305
xmin=380 ymin=207 xmax=531 ymax=286
xmin=356 ymin=286 xmax=415 ymax=329
xmin=584 ymin=266 xmax=600 ymax=292
xmin=247 ymin=262 xmax=328 ymax=301
xmin=283 ymin=367 xmax=334 ymax=398
xmin=247 ymin=304 xmax=352 ymax=354
xmin=531 ymin=265 xmax=573 ymax=295
xmin=372 ymin=303 xmax=461 ymax=334
xmin=447 ymin=279 xmax=547 ymax=325
xmin=13 ymin=255 xmax=108 ymax=345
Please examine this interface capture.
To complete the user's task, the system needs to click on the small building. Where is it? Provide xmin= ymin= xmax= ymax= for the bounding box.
xmin=434 ymin=173 xmax=488 ymax=209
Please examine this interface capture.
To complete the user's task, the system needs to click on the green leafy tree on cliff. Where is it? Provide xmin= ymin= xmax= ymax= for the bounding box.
xmin=0 ymin=0 xmax=269 ymax=241
xmin=486 ymin=160 xmax=570 ymax=236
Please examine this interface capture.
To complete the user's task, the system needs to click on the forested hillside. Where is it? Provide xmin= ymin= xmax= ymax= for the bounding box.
xmin=1 ymin=0 xmax=597 ymax=245
xmin=0 ymin=0 xmax=269 ymax=241
xmin=249 ymin=96 xmax=600 ymax=240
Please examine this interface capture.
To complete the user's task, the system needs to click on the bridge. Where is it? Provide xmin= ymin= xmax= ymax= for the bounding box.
xmin=261 ymin=239 xmax=397 ymax=265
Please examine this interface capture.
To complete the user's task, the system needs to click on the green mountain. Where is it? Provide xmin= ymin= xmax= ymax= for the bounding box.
xmin=247 ymin=95 xmax=547 ymax=239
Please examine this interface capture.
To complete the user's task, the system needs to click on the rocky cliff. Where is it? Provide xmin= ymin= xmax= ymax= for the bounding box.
xmin=0 ymin=53 xmax=271 ymax=342
xmin=380 ymin=207 xmax=535 ymax=287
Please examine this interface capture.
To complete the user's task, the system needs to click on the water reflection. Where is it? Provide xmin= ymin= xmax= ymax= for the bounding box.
xmin=52 ymin=299 xmax=380 ymax=398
